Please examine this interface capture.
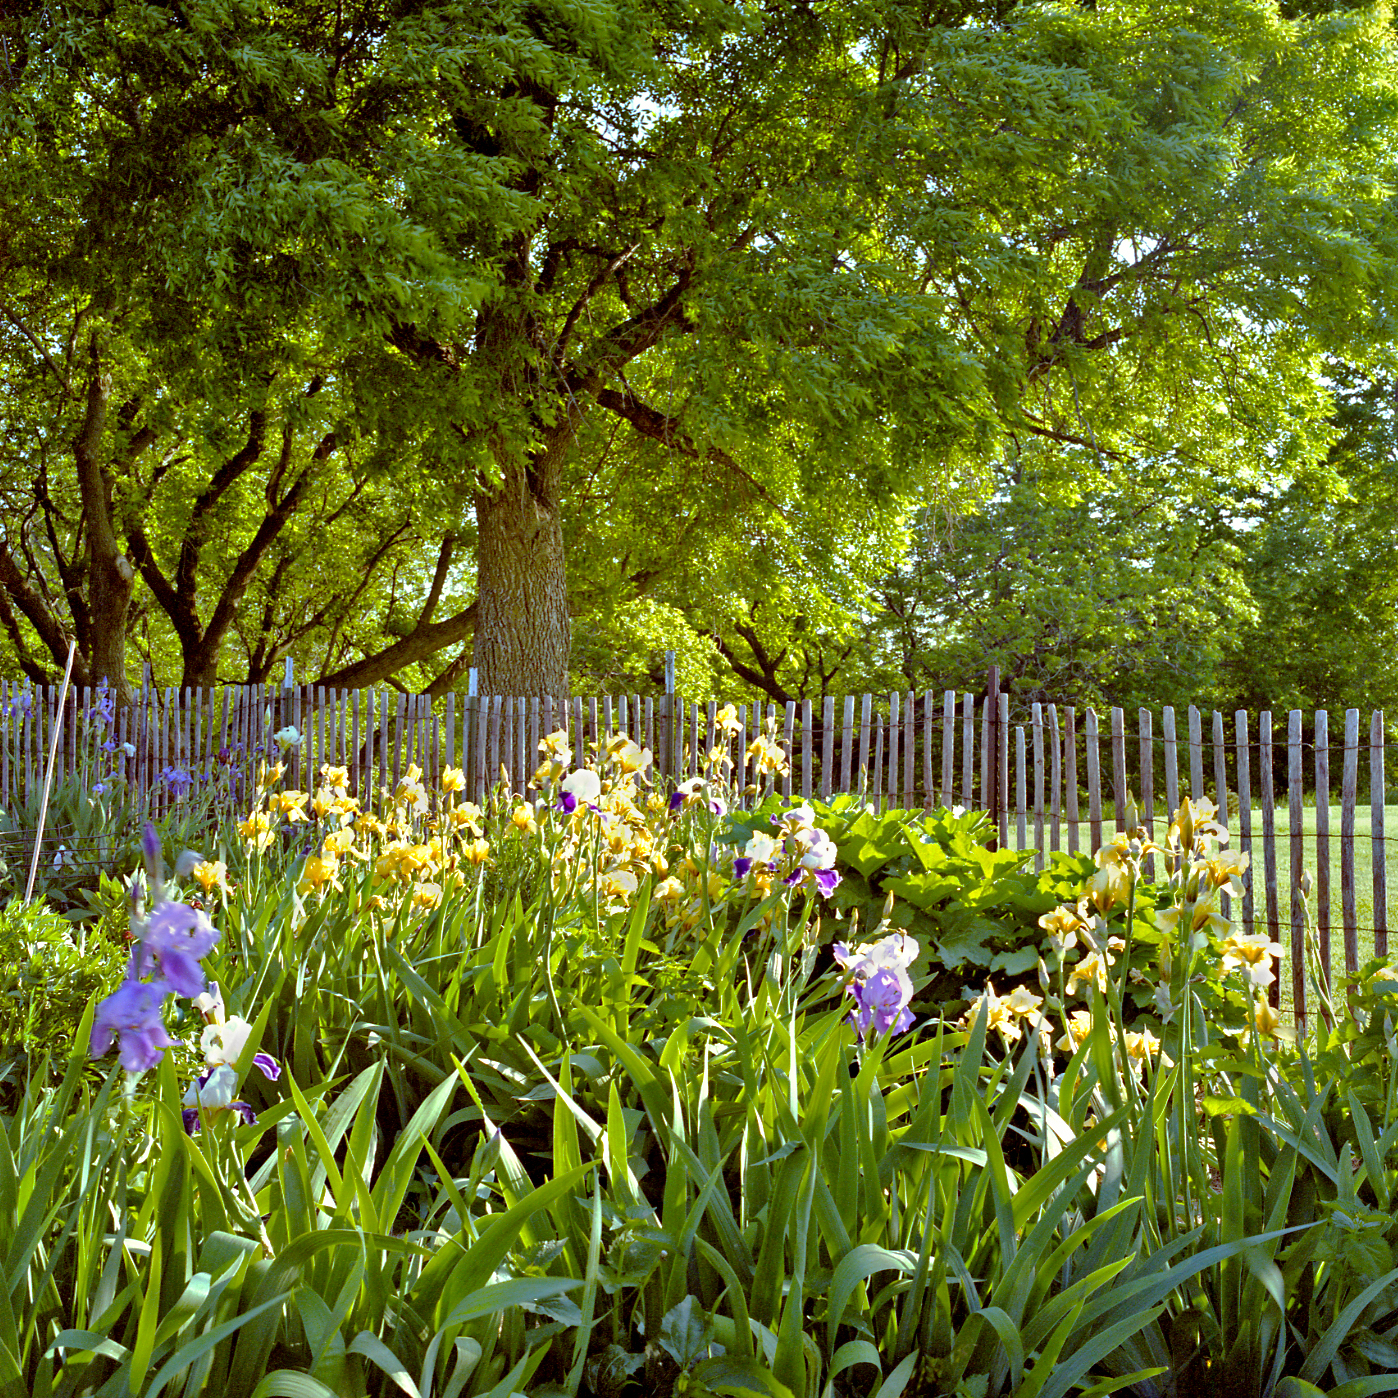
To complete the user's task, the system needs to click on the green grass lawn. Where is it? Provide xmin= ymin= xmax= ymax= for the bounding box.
xmin=1265 ymin=802 xmax=1398 ymax=1023
xmin=1016 ymin=803 xmax=1398 ymax=1026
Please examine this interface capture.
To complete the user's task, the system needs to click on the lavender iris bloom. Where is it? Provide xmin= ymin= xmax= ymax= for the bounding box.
xmin=90 ymin=981 xmax=179 ymax=1072
xmin=834 ymin=934 xmax=919 ymax=1042
xmin=160 ymin=766 xmax=195 ymax=797
xmin=140 ymin=902 xmax=220 ymax=997
xmin=850 ymin=967 xmax=915 ymax=1039
xmin=88 ymin=682 xmax=116 ymax=727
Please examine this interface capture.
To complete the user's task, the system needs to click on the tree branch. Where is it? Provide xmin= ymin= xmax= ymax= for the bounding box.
xmin=593 ymin=386 xmax=788 ymax=517
xmin=0 ymin=540 xmax=82 ymax=678
xmin=317 ymin=600 xmax=479 ymax=690
xmin=416 ymin=532 xmax=455 ymax=630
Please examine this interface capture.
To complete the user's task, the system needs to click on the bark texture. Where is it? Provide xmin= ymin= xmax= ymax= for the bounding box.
xmin=72 ymin=348 xmax=139 ymax=702
xmin=471 ymin=454 xmax=570 ymax=697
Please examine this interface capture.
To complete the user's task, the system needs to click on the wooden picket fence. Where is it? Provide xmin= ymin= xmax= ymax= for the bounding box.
xmin=1 ymin=661 xmax=1392 ymax=1029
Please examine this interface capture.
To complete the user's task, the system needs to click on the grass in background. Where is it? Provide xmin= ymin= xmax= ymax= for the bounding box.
xmin=1004 ymin=801 xmax=1398 ymax=1027
xmin=1268 ymin=803 xmax=1398 ymax=1023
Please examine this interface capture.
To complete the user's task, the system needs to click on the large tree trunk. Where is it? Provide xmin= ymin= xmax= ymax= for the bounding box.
xmin=73 ymin=348 xmax=139 ymax=703
xmin=472 ymin=455 xmax=570 ymax=696
xmin=87 ymin=551 xmax=136 ymax=701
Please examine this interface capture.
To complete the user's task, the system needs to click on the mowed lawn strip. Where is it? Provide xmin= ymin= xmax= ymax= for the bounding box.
xmin=1250 ymin=802 xmax=1398 ymax=1026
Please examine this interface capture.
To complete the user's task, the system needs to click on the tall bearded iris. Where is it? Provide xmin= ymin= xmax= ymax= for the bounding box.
xmin=138 ymin=901 xmax=220 ymax=997
xmin=91 ymin=832 xmax=225 ymax=1075
xmin=833 ymin=934 xmax=918 ymax=1041
xmin=90 ymin=980 xmax=180 ymax=1071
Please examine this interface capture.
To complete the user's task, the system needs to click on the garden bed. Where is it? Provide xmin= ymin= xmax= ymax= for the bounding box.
xmin=3 ymin=732 xmax=1395 ymax=1397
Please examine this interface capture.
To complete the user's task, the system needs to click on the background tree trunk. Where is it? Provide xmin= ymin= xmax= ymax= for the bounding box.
xmin=72 ymin=349 xmax=139 ymax=703
xmin=472 ymin=456 xmax=570 ymax=697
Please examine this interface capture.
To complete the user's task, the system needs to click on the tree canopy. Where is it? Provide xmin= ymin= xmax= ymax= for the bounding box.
xmin=2 ymin=0 xmax=1397 ymax=704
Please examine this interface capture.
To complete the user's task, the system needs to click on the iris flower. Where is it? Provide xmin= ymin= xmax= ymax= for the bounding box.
xmin=140 ymin=902 xmax=220 ymax=997
xmin=834 ymin=934 xmax=918 ymax=1041
xmin=560 ymin=768 xmax=601 ymax=812
xmin=91 ymin=980 xmax=179 ymax=1072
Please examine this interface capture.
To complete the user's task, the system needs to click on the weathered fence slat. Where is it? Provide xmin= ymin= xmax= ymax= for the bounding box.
xmin=784 ymin=700 xmax=797 ymax=801
xmin=1065 ymin=707 xmax=1079 ymax=856
xmin=980 ymin=698 xmax=991 ymax=820
xmin=1163 ymin=706 xmax=1180 ymax=822
xmin=1260 ymin=711 xmax=1281 ymax=1011
xmin=1032 ymin=703 xmax=1044 ymax=872
xmin=801 ymin=699 xmax=813 ymax=800
xmin=887 ymin=692 xmax=899 ymax=807
xmin=961 ymin=692 xmax=975 ymax=809
xmin=1237 ymin=710 xmax=1255 ymax=939
xmin=1188 ymin=705 xmax=1205 ymax=813
xmin=859 ymin=693 xmax=873 ymax=797
xmin=822 ymin=696 xmax=836 ymax=801
xmin=1139 ymin=708 xmax=1155 ymax=879
xmin=1015 ymin=724 xmax=1027 ymax=853
xmin=1314 ymin=708 xmax=1330 ymax=992
xmin=1288 ymin=710 xmax=1306 ymax=1032
xmin=941 ymin=691 xmax=955 ymax=809
xmin=873 ymin=714 xmax=884 ymax=807
xmin=1110 ymin=706 xmax=1126 ymax=833
xmin=1085 ymin=708 xmax=1103 ymax=854
xmin=904 ymin=690 xmax=916 ymax=808
xmin=1373 ymin=710 xmax=1388 ymax=961
xmin=1342 ymin=709 xmax=1360 ymax=983
xmin=997 ymin=691 xmax=1010 ymax=846
xmin=840 ymin=696 xmax=855 ymax=796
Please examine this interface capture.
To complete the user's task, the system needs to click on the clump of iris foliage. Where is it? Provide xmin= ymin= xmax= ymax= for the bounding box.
xmin=4 ymin=714 xmax=1398 ymax=1398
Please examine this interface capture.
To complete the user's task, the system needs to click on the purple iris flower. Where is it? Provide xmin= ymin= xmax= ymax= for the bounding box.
xmin=849 ymin=967 xmax=915 ymax=1040
xmin=87 ymin=683 xmax=116 ymax=727
xmin=159 ymin=766 xmax=194 ymax=797
xmin=252 ymin=1052 xmax=281 ymax=1081
xmin=559 ymin=791 xmax=578 ymax=814
xmin=91 ymin=980 xmax=179 ymax=1071
xmin=733 ymin=856 xmax=753 ymax=878
xmin=814 ymin=867 xmax=842 ymax=896
xmin=140 ymin=901 xmax=220 ymax=997
xmin=142 ymin=822 xmax=161 ymax=862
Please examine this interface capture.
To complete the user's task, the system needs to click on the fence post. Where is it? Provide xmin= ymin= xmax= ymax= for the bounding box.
xmin=1288 ymin=709 xmax=1306 ymax=1036
xmin=663 ymin=651 xmax=677 ymax=782
xmin=1372 ymin=711 xmax=1387 ymax=961
xmin=986 ymin=666 xmax=1000 ymax=850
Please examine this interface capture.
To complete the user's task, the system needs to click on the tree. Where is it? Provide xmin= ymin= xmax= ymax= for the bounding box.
xmin=3 ymin=0 xmax=1397 ymax=701
xmin=1218 ymin=367 xmax=1398 ymax=715
xmin=1 ymin=0 xmax=981 ymax=698
xmin=579 ymin=0 xmax=1398 ymax=707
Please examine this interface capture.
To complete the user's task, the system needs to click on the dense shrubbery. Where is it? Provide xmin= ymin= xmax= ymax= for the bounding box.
xmin=2 ymin=722 xmax=1397 ymax=1396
